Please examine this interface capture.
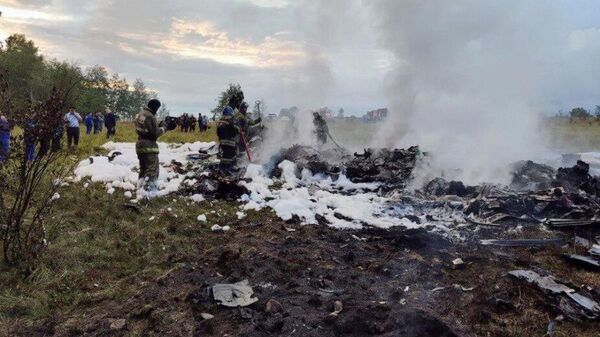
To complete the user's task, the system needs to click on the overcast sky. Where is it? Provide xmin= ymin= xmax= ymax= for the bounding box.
xmin=0 ymin=0 xmax=599 ymax=116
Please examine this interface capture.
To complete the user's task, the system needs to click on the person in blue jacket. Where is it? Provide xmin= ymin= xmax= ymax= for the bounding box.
xmin=84 ymin=113 xmax=94 ymax=135
xmin=0 ymin=113 xmax=10 ymax=163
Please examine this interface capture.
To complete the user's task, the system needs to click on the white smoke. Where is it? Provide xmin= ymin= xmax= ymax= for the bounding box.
xmin=366 ymin=0 xmax=571 ymax=184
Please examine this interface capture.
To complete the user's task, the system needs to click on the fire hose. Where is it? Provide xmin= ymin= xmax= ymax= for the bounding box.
xmin=326 ymin=129 xmax=344 ymax=150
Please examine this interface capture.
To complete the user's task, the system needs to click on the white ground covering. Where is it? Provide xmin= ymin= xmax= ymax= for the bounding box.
xmin=74 ymin=142 xmax=430 ymax=230
xmin=74 ymin=141 xmax=215 ymax=200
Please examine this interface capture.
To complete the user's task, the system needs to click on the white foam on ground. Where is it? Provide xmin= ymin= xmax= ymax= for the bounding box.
xmin=74 ymin=141 xmax=216 ymax=200
xmin=75 ymin=142 xmax=426 ymax=231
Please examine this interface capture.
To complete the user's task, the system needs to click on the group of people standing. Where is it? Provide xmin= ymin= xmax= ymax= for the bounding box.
xmin=178 ymin=113 xmax=209 ymax=133
xmin=0 ymin=107 xmax=118 ymax=164
xmin=84 ymin=111 xmax=116 ymax=137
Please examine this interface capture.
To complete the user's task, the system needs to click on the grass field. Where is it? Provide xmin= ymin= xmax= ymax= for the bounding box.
xmin=1 ymin=118 xmax=600 ymax=335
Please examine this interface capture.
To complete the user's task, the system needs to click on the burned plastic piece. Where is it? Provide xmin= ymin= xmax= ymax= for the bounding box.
xmin=562 ymin=254 xmax=600 ymax=270
xmin=212 ymin=280 xmax=258 ymax=307
xmin=508 ymin=270 xmax=600 ymax=319
xmin=480 ymin=238 xmax=564 ymax=247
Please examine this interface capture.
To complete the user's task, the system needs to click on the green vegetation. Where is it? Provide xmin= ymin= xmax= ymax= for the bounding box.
xmin=0 ymin=34 xmax=158 ymax=119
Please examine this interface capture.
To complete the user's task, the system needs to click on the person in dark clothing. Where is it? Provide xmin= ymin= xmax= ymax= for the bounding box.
xmin=39 ymin=124 xmax=63 ymax=157
xmin=313 ymin=111 xmax=328 ymax=145
xmin=93 ymin=112 xmax=102 ymax=134
xmin=0 ymin=113 xmax=10 ymax=163
xmin=198 ymin=114 xmax=203 ymax=132
xmin=182 ymin=113 xmax=190 ymax=132
xmin=24 ymin=118 xmax=36 ymax=161
xmin=84 ymin=113 xmax=94 ymax=135
xmin=64 ymin=107 xmax=82 ymax=150
xmin=135 ymin=99 xmax=176 ymax=192
xmin=104 ymin=111 xmax=117 ymax=139
xmin=189 ymin=115 xmax=197 ymax=132
xmin=217 ymin=92 xmax=244 ymax=176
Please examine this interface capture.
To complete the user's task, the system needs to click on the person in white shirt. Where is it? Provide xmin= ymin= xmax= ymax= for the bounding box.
xmin=64 ymin=106 xmax=82 ymax=150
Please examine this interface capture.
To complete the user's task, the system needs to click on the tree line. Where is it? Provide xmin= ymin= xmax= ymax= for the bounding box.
xmin=0 ymin=34 xmax=162 ymax=120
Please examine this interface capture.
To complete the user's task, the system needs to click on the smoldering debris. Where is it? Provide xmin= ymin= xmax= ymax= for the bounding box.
xmin=345 ymin=147 xmax=421 ymax=190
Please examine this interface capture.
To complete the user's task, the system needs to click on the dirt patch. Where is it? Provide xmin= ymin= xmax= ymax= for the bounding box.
xmin=10 ymin=215 xmax=600 ymax=336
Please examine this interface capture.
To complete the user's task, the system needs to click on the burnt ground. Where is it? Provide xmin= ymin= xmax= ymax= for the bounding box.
xmin=12 ymin=214 xmax=600 ymax=337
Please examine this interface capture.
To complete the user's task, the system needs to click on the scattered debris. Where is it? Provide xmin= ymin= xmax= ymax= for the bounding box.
xmin=508 ymin=270 xmax=600 ymax=319
xmin=562 ymin=254 xmax=600 ymax=270
xmin=265 ymin=299 xmax=283 ymax=314
xmin=345 ymin=147 xmax=421 ymax=190
xmin=200 ymin=313 xmax=214 ymax=320
xmin=480 ymin=239 xmax=564 ymax=247
xmin=108 ymin=319 xmax=126 ymax=331
xmin=211 ymin=225 xmax=231 ymax=232
xmin=212 ymin=280 xmax=258 ymax=308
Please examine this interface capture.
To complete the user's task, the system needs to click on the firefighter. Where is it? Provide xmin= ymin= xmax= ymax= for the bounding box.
xmin=217 ymin=92 xmax=244 ymax=176
xmin=313 ymin=111 xmax=328 ymax=145
xmin=134 ymin=99 xmax=175 ymax=192
xmin=234 ymin=102 xmax=262 ymax=151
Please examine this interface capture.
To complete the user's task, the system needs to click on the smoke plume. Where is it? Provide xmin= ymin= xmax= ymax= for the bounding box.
xmin=367 ymin=0 xmax=569 ymax=184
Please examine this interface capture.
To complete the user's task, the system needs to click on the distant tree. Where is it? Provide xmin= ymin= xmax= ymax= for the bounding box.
xmin=211 ymin=83 xmax=243 ymax=119
xmin=157 ymin=103 xmax=170 ymax=118
xmin=106 ymin=73 xmax=130 ymax=118
xmin=76 ymin=65 xmax=109 ymax=114
xmin=127 ymin=78 xmax=150 ymax=118
xmin=569 ymin=107 xmax=591 ymax=119
xmin=594 ymin=105 xmax=600 ymax=118
xmin=0 ymin=34 xmax=45 ymax=109
xmin=338 ymin=108 xmax=345 ymax=119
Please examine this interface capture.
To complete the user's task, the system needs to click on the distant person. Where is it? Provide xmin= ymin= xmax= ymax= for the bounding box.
xmin=189 ymin=115 xmax=197 ymax=132
xmin=64 ymin=106 xmax=82 ymax=150
xmin=84 ymin=113 xmax=94 ymax=135
xmin=23 ymin=117 xmax=36 ymax=161
xmin=0 ymin=113 xmax=10 ymax=163
xmin=202 ymin=115 xmax=209 ymax=131
xmin=182 ymin=113 xmax=190 ymax=132
xmin=104 ymin=110 xmax=117 ymax=139
xmin=94 ymin=112 xmax=102 ymax=134
xmin=198 ymin=113 xmax=203 ymax=132
xmin=313 ymin=111 xmax=328 ymax=145
xmin=40 ymin=121 xmax=63 ymax=157
xmin=135 ymin=99 xmax=176 ymax=192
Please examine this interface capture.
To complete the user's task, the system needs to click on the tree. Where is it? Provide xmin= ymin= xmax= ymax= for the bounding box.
xmin=594 ymin=105 xmax=600 ymax=118
xmin=157 ymin=103 xmax=170 ymax=118
xmin=211 ymin=83 xmax=244 ymax=119
xmin=569 ymin=107 xmax=590 ymax=119
xmin=107 ymin=73 xmax=130 ymax=118
xmin=338 ymin=108 xmax=345 ymax=119
xmin=77 ymin=65 xmax=109 ymax=114
xmin=0 ymin=34 xmax=45 ymax=109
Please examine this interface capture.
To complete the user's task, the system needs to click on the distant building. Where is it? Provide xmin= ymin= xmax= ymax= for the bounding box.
xmin=363 ymin=108 xmax=388 ymax=121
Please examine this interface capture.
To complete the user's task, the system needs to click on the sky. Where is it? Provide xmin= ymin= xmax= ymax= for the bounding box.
xmin=0 ymin=0 xmax=599 ymax=116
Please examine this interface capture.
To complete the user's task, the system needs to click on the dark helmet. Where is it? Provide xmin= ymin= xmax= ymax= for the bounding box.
xmin=148 ymin=99 xmax=161 ymax=114
xmin=240 ymin=102 xmax=249 ymax=114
